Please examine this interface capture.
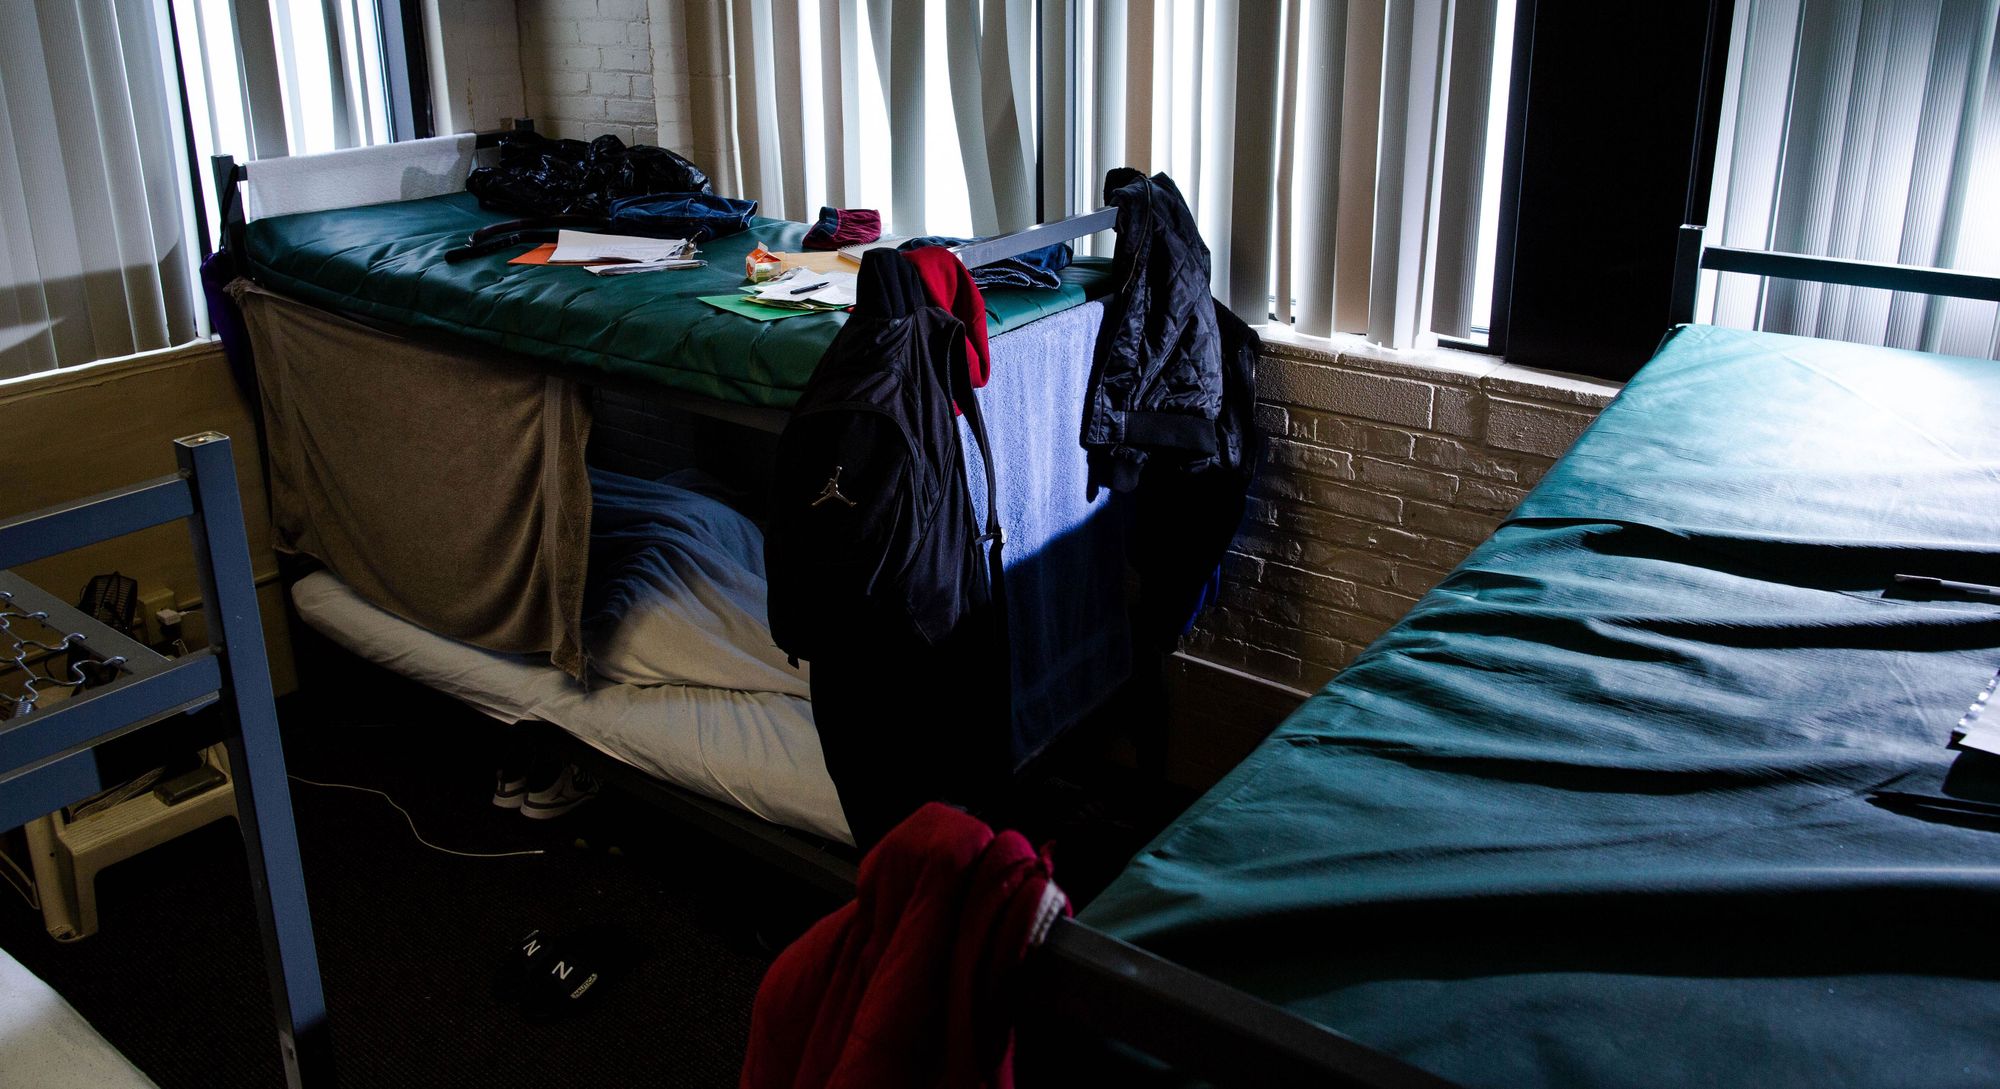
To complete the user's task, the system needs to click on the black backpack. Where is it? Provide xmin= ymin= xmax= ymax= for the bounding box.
xmin=766 ymin=250 xmax=1004 ymax=662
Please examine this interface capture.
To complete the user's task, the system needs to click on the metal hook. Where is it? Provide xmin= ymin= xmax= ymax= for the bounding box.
xmin=1 ymin=598 xmax=127 ymax=716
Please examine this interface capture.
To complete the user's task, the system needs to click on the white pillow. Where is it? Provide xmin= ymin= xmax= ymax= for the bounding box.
xmin=585 ymin=469 xmax=810 ymax=698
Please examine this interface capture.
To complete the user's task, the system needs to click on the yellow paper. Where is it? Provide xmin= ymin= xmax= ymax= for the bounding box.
xmin=772 ymin=251 xmax=853 ymax=274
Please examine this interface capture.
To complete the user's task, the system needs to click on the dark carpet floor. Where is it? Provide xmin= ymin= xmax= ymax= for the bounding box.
xmin=0 ymin=682 xmax=836 ymax=1089
xmin=0 ymin=660 xmax=1184 ymax=1088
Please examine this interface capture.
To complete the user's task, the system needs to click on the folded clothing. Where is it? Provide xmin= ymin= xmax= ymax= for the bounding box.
xmin=603 ymin=192 xmax=757 ymax=242
xmin=802 ymin=206 xmax=882 ymax=250
xmin=899 ymin=235 xmax=1072 ymax=290
xmin=583 ymin=468 xmax=810 ymax=698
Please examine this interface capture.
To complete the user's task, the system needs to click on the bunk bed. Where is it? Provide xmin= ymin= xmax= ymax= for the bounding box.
xmin=222 ymin=130 xmax=1137 ymax=849
xmin=0 ymin=434 xmax=330 ymax=1087
xmin=211 ymin=108 xmax=2000 ymax=1089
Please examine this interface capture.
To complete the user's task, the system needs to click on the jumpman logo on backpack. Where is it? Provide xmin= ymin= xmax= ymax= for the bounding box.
xmin=811 ymin=465 xmax=858 ymax=508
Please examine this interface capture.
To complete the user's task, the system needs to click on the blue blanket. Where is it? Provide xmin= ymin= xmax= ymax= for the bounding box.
xmin=962 ymin=299 xmax=1131 ymax=762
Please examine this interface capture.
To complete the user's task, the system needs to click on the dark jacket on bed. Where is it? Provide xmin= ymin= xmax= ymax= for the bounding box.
xmin=1084 ymin=169 xmax=1261 ymax=646
xmin=1082 ymin=168 xmax=1256 ymax=497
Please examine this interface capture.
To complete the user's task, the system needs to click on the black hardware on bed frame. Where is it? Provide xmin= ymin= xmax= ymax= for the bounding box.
xmin=1669 ymin=223 xmax=2000 ymax=328
xmin=0 ymin=434 xmax=331 ymax=1088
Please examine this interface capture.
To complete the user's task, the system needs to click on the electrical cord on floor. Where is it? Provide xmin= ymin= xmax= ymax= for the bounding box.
xmin=288 ymin=775 xmax=546 ymax=860
xmin=0 ymin=845 xmax=39 ymax=911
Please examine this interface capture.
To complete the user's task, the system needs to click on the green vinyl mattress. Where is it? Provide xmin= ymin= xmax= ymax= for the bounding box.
xmin=243 ymin=193 xmax=1113 ymax=408
xmin=1082 ymin=324 xmax=2000 ymax=1088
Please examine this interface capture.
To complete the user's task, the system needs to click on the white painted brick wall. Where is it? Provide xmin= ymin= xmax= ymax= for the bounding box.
xmin=517 ymin=0 xmax=656 ymax=144
xmin=1184 ymin=330 xmax=1621 ymax=689
xmin=428 ymin=0 xmax=526 ymax=133
xmin=648 ymin=1 xmax=694 ymax=150
xmin=513 ymin=0 xmax=694 ymax=149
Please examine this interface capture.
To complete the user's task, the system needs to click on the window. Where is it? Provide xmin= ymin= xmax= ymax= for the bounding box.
xmin=172 ymin=0 xmax=403 ymax=261
xmin=695 ymin=1 xmax=1518 ymax=352
xmin=0 ymin=2 xmax=196 ymax=379
xmin=1698 ymin=0 xmax=2000 ymax=359
xmin=687 ymin=0 xmax=1042 ymax=240
xmin=0 ymin=0 xmax=406 ymax=381
xmin=1067 ymin=0 xmax=1519 ymax=348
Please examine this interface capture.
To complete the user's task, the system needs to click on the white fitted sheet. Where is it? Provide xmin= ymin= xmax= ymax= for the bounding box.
xmin=292 ymin=571 xmax=851 ymax=845
xmin=0 ymin=947 xmax=157 ymax=1089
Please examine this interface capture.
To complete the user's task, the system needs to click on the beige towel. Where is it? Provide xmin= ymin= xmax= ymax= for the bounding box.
xmin=231 ymin=281 xmax=592 ymax=679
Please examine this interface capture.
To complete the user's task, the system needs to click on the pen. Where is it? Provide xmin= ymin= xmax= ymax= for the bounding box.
xmin=1893 ymin=573 xmax=2000 ymax=603
xmin=786 ymin=280 xmax=829 ymax=295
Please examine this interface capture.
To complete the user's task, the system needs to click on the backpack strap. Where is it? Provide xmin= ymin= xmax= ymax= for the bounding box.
xmin=945 ymin=320 xmax=1006 ymax=583
xmin=870 ymin=246 xmax=1004 ymax=560
xmin=871 ymin=247 xmax=1006 ymax=593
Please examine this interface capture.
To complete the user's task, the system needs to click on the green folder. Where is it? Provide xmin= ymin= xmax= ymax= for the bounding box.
xmin=698 ymin=294 xmax=832 ymax=322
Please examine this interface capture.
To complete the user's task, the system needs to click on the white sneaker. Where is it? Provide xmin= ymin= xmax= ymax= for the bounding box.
xmin=493 ymin=770 xmax=529 ymax=810
xmin=521 ymin=764 xmax=600 ymax=819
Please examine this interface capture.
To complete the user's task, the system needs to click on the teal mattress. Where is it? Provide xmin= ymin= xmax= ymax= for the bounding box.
xmin=243 ymin=193 xmax=1113 ymax=408
xmin=1083 ymin=324 xmax=2000 ymax=1087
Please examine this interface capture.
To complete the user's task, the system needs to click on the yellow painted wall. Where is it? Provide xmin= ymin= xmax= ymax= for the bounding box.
xmin=0 ymin=341 xmax=296 ymax=694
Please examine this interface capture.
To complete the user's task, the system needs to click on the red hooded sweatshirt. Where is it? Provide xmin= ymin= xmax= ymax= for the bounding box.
xmin=740 ymin=803 xmax=1067 ymax=1089
xmin=901 ymin=247 xmax=992 ymax=390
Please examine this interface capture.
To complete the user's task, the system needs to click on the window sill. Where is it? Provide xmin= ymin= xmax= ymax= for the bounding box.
xmin=0 ymin=338 xmax=225 ymax=403
xmin=1254 ymin=323 xmax=1624 ymax=410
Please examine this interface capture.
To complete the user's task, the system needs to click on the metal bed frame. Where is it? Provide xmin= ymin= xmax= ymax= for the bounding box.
xmin=211 ymin=121 xmax=1455 ymax=1086
xmin=1039 ymin=235 xmax=2000 ymax=1087
xmin=213 ymin=119 xmax=1456 ymax=1086
xmin=1670 ymin=225 xmax=2000 ymax=329
xmin=0 ymin=433 xmax=330 ymax=1088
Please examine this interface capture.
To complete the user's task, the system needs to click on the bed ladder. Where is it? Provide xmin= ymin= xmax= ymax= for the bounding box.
xmin=0 ymin=432 xmax=331 ymax=1089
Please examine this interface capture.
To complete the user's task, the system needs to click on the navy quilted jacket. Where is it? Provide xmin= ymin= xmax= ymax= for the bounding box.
xmin=1082 ymin=168 xmax=1256 ymax=495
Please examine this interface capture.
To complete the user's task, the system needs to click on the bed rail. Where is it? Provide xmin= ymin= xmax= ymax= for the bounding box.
xmin=1669 ymin=223 xmax=2000 ymax=326
xmin=219 ymin=116 xmax=1107 ymax=279
xmin=1022 ymin=918 xmax=1459 ymax=1088
xmin=950 ymin=206 xmax=1118 ymax=271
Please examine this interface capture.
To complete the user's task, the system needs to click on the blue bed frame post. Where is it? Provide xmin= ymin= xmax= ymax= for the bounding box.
xmin=175 ymin=433 xmax=334 ymax=1088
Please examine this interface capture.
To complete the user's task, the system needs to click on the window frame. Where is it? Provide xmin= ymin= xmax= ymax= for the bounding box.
xmin=1485 ymin=0 xmax=1736 ymax=382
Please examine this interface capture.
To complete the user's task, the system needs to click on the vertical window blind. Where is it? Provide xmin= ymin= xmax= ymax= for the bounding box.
xmin=686 ymin=0 xmax=1513 ymax=350
xmin=687 ymin=0 xmax=1042 ymax=238
xmin=0 ymin=0 xmax=395 ymax=380
xmin=0 ymin=0 xmax=198 ymax=379
xmin=1702 ymin=0 xmax=2000 ymax=359
xmin=174 ymin=0 xmax=396 ymax=255
xmin=1070 ymin=0 xmax=1507 ymax=347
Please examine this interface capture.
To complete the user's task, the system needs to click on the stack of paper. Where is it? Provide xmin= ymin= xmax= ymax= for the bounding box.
xmin=548 ymin=229 xmax=704 ymax=275
xmin=1952 ymin=667 xmax=2000 ymax=756
xmin=741 ymin=268 xmax=858 ymax=310
xmin=586 ymin=255 xmax=703 ymax=276
xmin=837 ymin=237 xmax=905 ymax=266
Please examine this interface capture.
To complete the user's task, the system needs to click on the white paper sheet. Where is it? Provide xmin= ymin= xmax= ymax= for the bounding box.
xmin=549 ymin=230 xmax=694 ymax=265
xmin=747 ymin=268 xmax=858 ymax=307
